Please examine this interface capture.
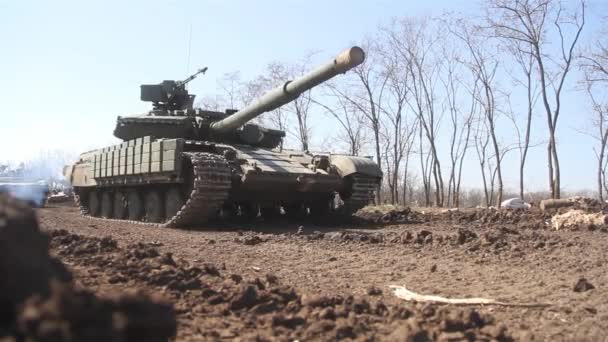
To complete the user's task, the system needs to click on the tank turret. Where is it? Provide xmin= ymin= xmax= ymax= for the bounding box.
xmin=140 ymin=67 xmax=208 ymax=111
xmin=113 ymin=47 xmax=365 ymax=147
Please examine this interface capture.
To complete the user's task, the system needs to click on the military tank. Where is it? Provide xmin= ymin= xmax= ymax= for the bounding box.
xmin=64 ymin=46 xmax=382 ymax=227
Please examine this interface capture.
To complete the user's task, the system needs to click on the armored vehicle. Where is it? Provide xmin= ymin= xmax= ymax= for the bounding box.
xmin=64 ymin=47 xmax=382 ymax=227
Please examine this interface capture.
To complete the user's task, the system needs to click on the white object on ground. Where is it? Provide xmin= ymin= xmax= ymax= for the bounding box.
xmin=500 ymin=198 xmax=531 ymax=209
xmin=551 ymin=209 xmax=607 ymax=230
xmin=389 ymin=285 xmax=549 ymax=307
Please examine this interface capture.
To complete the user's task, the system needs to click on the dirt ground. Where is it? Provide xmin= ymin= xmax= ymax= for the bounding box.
xmin=35 ymin=203 xmax=608 ymax=341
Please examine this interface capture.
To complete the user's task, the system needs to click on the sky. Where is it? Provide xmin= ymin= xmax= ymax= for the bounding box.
xmin=0 ymin=0 xmax=605 ymax=193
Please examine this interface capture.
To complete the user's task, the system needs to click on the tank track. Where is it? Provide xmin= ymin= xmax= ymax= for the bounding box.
xmin=74 ymin=152 xmax=231 ymax=228
xmin=341 ymin=174 xmax=379 ymax=214
xmin=163 ymin=152 xmax=231 ymax=227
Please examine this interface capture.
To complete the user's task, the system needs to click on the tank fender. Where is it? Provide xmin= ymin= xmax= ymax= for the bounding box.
xmin=331 ymin=155 xmax=382 ymax=178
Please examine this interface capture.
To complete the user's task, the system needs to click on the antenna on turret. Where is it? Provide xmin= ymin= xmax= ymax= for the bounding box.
xmin=185 ymin=23 xmax=193 ymax=80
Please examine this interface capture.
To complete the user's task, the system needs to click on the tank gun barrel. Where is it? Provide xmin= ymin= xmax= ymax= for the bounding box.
xmin=209 ymin=46 xmax=365 ymax=133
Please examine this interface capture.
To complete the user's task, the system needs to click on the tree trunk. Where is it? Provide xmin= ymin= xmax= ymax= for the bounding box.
xmin=534 ymin=45 xmax=559 ymax=199
xmin=519 ymin=69 xmax=533 ymax=200
xmin=489 ymin=122 xmax=503 ymax=207
xmin=551 ymin=137 xmax=561 ymax=199
xmin=373 ymin=122 xmax=382 ymax=204
xmin=598 ymin=130 xmax=608 ymax=201
xmin=402 ymin=153 xmax=410 ymax=205
xmin=547 ymin=143 xmax=554 ymax=198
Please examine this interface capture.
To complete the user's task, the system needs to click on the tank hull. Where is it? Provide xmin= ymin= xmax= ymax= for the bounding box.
xmin=66 ymin=136 xmax=381 ymax=227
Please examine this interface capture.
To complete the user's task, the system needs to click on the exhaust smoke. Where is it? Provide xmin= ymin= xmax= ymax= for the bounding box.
xmin=0 ymin=150 xmax=77 ymax=207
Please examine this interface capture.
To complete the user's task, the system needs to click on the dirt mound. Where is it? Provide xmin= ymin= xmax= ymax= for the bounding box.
xmin=439 ymin=208 xmax=548 ymax=229
xmin=0 ymin=194 xmax=71 ymax=333
xmin=0 ymin=193 xmax=176 ymax=341
xmin=18 ymin=285 xmax=176 ymax=342
xmin=355 ymin=206 xmax=425 ymax=224
xmin=434 ymin=198 xmax=608 ymax=231
xmin=294 ymin=224 xmax=563 ymax=257
xmin=47 ymin=227 xmax=515 ymax=341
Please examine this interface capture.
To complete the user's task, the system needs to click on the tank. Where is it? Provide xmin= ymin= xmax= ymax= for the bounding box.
xmin=65 ymin=46 xmax=382 ymax=227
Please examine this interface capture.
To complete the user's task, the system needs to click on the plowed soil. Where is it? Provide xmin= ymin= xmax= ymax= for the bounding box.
xmin=37 ymin=203 xmax=608 ymax=341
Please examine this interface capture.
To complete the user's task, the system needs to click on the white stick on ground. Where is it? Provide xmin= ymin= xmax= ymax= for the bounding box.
xmin=389 ymin=285 xmax=550 ymax=307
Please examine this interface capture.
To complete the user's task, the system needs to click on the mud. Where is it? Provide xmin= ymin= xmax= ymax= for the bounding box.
xmin=46 ymin=228 xmax=512 ymax=341
xmin=36 ymin=202 xmax=608 ymax=341
xmin=0 ymin=194 xmax=176 ymax=342
xmin=354 ymin=206 xmax=425 ymax=224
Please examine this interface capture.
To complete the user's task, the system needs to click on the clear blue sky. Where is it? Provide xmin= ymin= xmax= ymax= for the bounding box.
xmin=0 ymin=0 xmax=604 ymax=192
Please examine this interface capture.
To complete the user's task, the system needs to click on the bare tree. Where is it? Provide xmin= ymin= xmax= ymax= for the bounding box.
xmin=580 ymin=36 xmax=608 ymax=82
xmin=580 ymin=30 xmax=608 ymax=200
xmin=241 ymin=63 xmax=291 ymax=150
xmin=474 ymin=119 xmax=492 ymax=207
xmin=314 ymin=83 xmax=367 ymax=156
xmin=453 ymin=82 xmax=478 ymax=208
xmin=442 ymin=53 xmax=460 ymax=207
xmin=486 ymin=0 xmax=586 ymax=199
xmin=386 ymin=17 xmax=446 ymax=206
xmin=440 ymin=46 xmax=475 ymax=208
xmin=217 ymin=71 xmax=242 ymax=109
xmin=258 ymin=61 xmax=315 ymax=151
xmin=325 ymin=39 xmax=389 ymax=203
xmin=401 ymin=138 xmax=416 ymax=205
xmin=453 ymin=20 xmax=505 ymax=207
xmin=377 ymin=41 xmax=418 ymax=204
xmin=454 ymin=113 xmax=475 ymax=208
xmin=506 ymin=42 xmax=540 ymax=199
xmin=196 ymin=94 xmax=224 ymax=111
xmin=417 ymin=123 xmax=433 ymax=206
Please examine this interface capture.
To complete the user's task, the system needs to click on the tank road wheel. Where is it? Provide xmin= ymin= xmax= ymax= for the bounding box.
xmin=88 ymin=191 xmax=100 ymax=217
xmin=260 ymin=205 xmax=280 ymax=221
xmin=240 ymin=203 xmax=259 ymax=221
xmin=165 ymin=187 xmax=185 ymax=222
xmin=144 ymin=190 xmax=164 ymax=223
xmin=309 ymin=199 xmax=332 ymax=218
xmin=113 ymin=191 xmax=128 ymax=220
xmin=100 ymin=191 xmax=113 ymax=218
xmin=220 ymin=203 xmax=239 ymax=220
xmin=284 ymin=203 xmax=306 ymax=220
xmin=127 ymin=190 xmax=144 ymax=221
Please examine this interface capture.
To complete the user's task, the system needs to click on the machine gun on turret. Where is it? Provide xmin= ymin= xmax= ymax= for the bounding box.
xmin=140 ymin=67 xmax=208 ymax=111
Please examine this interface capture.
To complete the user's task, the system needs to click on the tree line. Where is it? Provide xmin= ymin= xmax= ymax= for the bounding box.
xmin=200 ymin=0 xmax=607 ymax=208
